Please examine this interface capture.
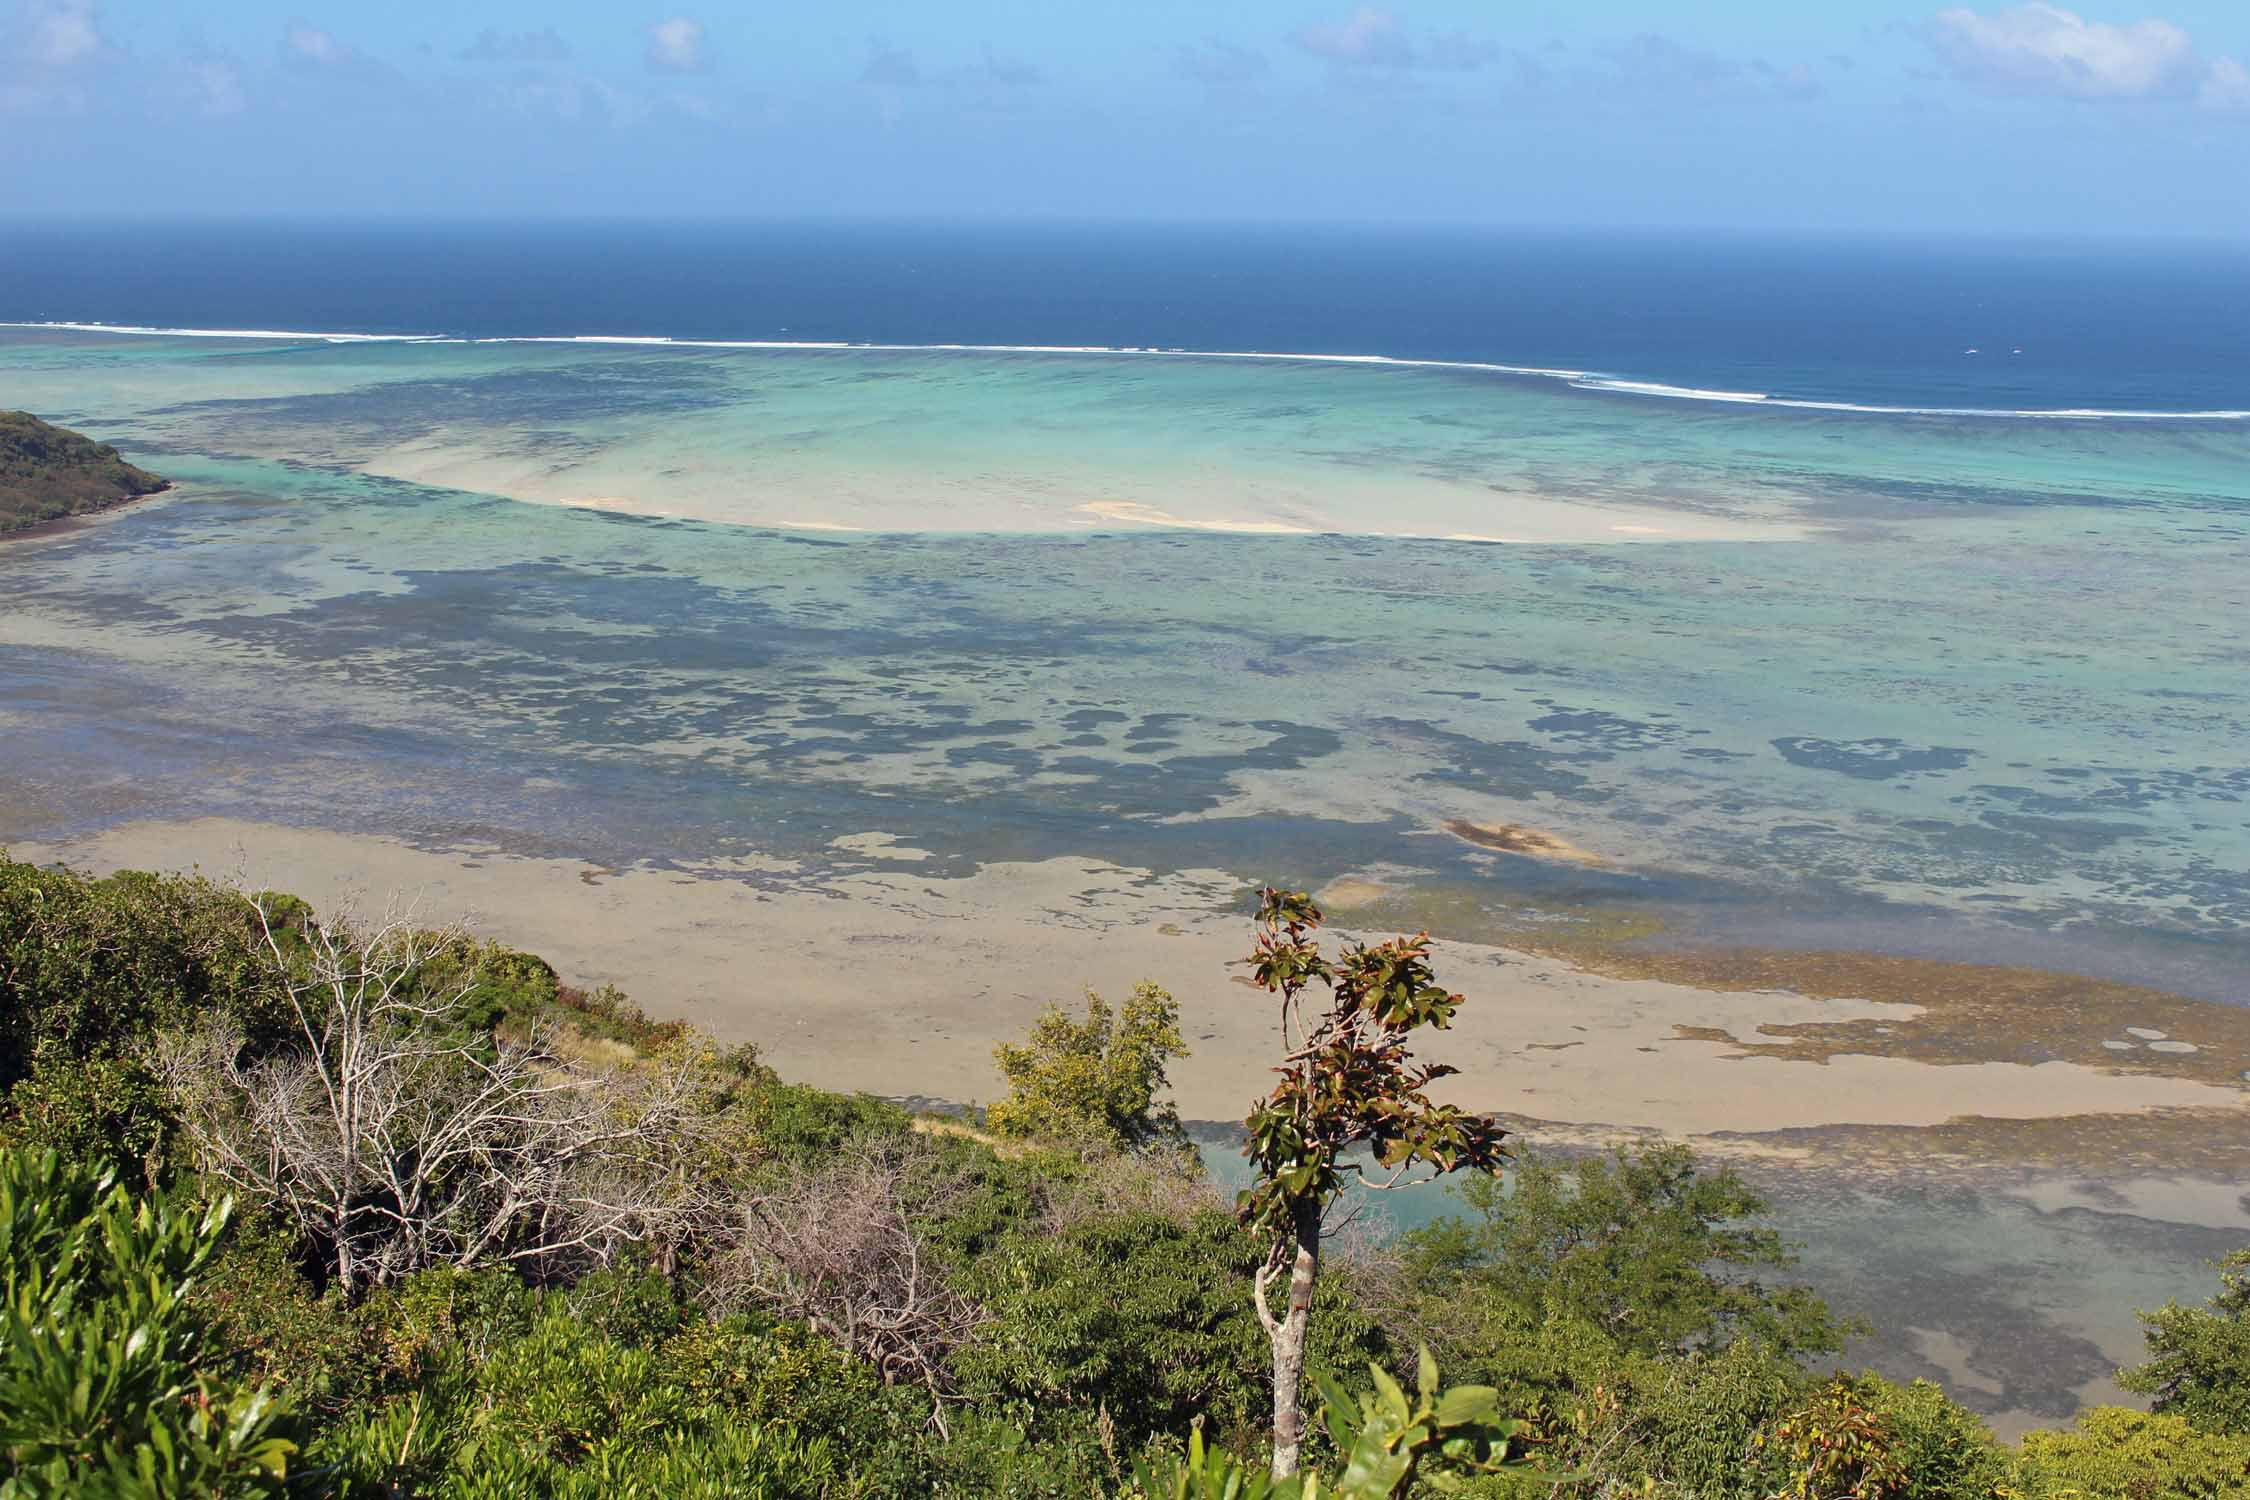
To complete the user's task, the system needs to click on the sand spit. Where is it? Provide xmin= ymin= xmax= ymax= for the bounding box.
xmin=12 ymin=818 xmax=2243 ymax=1151
xmin=356 ymin=432 xmax=1808 ymax=545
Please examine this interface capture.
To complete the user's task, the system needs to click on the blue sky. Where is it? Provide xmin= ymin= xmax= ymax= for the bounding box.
xmin=4 ymin=0 xmax=2247 ymax=233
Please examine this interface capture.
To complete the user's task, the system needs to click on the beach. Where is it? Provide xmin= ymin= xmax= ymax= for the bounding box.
xmin=15 ymin=815 xmax=2244 ymax=1153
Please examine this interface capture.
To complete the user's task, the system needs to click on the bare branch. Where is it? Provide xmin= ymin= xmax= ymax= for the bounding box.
xmin=700 ymin=1143 xmax=988 ymax=1427
xmin=156 ymin=891 xmax=720 ymax=1293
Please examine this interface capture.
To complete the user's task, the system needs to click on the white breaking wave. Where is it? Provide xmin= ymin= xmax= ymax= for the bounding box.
xmin=6 ymin=321 xmax=2247 ymax=422
xmin=1 ymin=320 xmax=447 ymax=344
xmin=494 ymin=334 xmax=1595 ymax=383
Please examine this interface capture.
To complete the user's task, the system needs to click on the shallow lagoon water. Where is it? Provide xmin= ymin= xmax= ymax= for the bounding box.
xmin=1198 ymin=1141 xmax=2238 ymax=1439
xmin=3 ymin=328 xmax=2248 ymax=1425
xmin=4 ymin=331 xmax=2248 ymax=975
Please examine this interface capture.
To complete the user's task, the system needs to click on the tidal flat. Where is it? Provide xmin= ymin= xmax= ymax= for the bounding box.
xmin=2 ymin=328 xmax=2248 ymax=1429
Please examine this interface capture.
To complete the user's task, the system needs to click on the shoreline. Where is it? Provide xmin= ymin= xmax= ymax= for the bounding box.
xmin=11 ymin=815 xmax=2242 ymax=1162
xmin=0 ymin=477 xmax=173 ymax=545
xmin=13 ymin=814 xmax=2242 ymax=1436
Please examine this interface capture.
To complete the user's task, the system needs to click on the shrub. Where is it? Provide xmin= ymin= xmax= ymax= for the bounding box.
xmin=987 ymin=982 xmax=1189 ymax=1155
xmin=958 ymin=1206 xmax=1387 ymax=1451
xmin=1402 ymin=1143 xmax=1853 ymax=1364
xmin=2121 ymin=1250 xmax=2250 ymax=1436
xmin=307 ymin=1305 xmax=851 ymax=1498
xmin=1856 ymin=1375 xmax=2012 ymax=1500
xmin=743 ymin=1080 xmax=914 ymax=1164
xmin=1 ymin=1051 xmax=171 ymax=1168
xmin=1136 ymin=1347 xmax=1549 ymax=1499
xmin=0 ymin=1147 xmax=297 ymax=1496
xmin=2014 ymin=1407 xmax=2250 ymax=1499
xmin=0 ymin=857 xmax=289 ymax=1167
xmin=191 ymin=1210 xmax=387 ymax=1418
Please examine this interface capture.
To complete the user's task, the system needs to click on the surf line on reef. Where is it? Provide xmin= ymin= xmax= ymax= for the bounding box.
xmin=9 ymin=321 xmax=2249 ymax=423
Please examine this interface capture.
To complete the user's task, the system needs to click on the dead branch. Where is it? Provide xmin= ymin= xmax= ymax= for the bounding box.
xmin=700 ymin=1143 xmax=988 ymax=1428
xmin=153 ymin=892 xmax=715 ymax=1293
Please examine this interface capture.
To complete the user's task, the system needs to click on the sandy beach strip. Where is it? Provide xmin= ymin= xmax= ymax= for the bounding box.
xmin=12 ymin=816 xmax=2243 ymax=1147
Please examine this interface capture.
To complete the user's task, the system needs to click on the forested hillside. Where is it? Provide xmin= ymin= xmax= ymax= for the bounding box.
xmin=1 ymin=850 xmax=2245 ymax=1497
xmin=0 ymin=410 xmax=168 ymax=534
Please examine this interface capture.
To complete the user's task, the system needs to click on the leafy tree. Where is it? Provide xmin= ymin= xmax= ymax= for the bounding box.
xmin=1238 ymin=889 xmax=1510 ymax=1479
xmin=2122 ymin=1249 xmax=2250 ymax=1435
xmin=1402 ymin=1143 xmax=1852 ymax=1363
xmin=987 ymin=982 xmax=1189 ymax=1155
xmin=0 ymin=1147 xmax=297 ymax=1496
xmin=956 ymin=1206 xmax=1386 ymax=1452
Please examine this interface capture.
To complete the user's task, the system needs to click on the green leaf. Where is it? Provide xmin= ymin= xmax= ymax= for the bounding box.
xmin=1368 ymin=1362 xmax=1411 ymax=1427
xmin=1415 ymin=1345 xmax=1438 ymax=1401
xmin=1434 ymin=1384 xmax=1501 ymax=1429
xmin=1339 ymin=1438 xmax=1414 ymax=1496
xmin=1315 ymin=1370 xmax=1359 ymax=1452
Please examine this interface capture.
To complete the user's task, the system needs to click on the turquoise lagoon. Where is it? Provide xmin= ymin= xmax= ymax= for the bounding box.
xmin=2 ymin=328 xmax=2246 ymax=985
xmin=4 ymin=327 xmax=2249 ymax=1427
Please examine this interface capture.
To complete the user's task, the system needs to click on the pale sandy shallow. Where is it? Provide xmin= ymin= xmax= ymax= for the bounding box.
xmin=358 ymin=433 xmax=1811 ymax=544
xmin=14 ymin=817 xmax=2243 ymax=1141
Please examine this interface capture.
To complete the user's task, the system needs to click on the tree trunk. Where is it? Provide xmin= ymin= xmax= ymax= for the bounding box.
xmin=333 ymin=1210 xmax=355 ymax=1291
xmin=1270 ymin=1199 xmax=1322 ymax=1480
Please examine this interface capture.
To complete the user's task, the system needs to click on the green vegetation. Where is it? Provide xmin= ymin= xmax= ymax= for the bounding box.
xmin=1136 ymin=1347 xmax=1549 ymax=1498
xmin=987 ymin=982 xmax=1189 ymax=1155
xmin=1 ymin=846 xmax=2246 ymax=1497
xmin=0 ymin=1151 xmax=294 ymax=1497
xmin=1239 ymin=889 xmax=1511 ymax=1479
xmin=1398 ymin=1143 xmax=1855 ymax=1364
xmin=2123 ymin=1250 xmax=2250 ymax=1436
xmin=2015 ymin=1408 xmax=2250 ymax=1498
xmin=0 ymin=411 xmax=168 ymax=535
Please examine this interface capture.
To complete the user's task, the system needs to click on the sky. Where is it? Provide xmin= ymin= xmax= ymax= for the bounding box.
xmin=2 ymin=0 xmax=2247 ymax=235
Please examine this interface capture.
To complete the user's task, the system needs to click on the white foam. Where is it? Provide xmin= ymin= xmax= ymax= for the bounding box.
xmin=1574 ymin=378 xmax=1772 ymax=404
xmin=8 ymin=321 xmax=2246 ymax=421
xmin=1 ymin=320 xmax=446 ymax=344
xmin=495 ymin=334 xmax=1592 ymax=382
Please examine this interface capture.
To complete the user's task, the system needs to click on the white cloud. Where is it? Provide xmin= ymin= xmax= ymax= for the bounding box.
xmin=645 ymin=15 xmax=706 ymax=73
xmin=26 ymin=0 xmax=104 ymax=66
xmin=967 ymin=49 xmax=1040 ymax=88
xmin=1292 ymin=7 xmax=1494 ymax=71
xmin=2203 ymin=55 xmax=2250 ymax=111
xmin=1931 ymin=4 xmax=2218 ymax=100
xmin=856 ymin=41 xmax=1041 ymax=94
xmin=1295 ymin=7 xmax=1411 ymax=66
xmin=180 ymin=56 xmax=245 ymax=117
xmin=1 ymin=0 xmax=112 ymax=114
xmin=283 ymin=19 xmax=347 ymax=66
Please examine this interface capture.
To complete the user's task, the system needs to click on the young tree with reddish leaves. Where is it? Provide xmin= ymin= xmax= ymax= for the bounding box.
xmin=1238 ymin=888 xmax=1511 ymax=1480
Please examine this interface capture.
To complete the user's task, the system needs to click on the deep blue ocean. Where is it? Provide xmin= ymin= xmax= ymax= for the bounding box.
xmin=3 ymin=220 xmax=2246 ymax=414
